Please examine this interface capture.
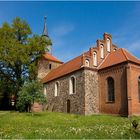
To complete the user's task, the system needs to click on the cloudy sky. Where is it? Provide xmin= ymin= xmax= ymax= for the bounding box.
xmin=0 ymin=1 xmax=140 ymax=62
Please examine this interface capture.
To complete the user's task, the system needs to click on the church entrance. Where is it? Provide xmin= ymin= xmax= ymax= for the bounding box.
xmin=67 ymin=99 xmax=70 ymax=113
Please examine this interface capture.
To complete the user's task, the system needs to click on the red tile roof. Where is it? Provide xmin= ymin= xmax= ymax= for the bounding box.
xmin=43 ymin=53 xmax=63 ymax=63
xmin=99 ymin=48 xmax=140 ymax=69
xmin=42 ymin=55 xmax=83 ymax=83
xmin=42 ymin=48 xmax=140 ymax=83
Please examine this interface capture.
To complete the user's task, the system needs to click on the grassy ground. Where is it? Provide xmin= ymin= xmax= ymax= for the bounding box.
xmin=0 ymin=111 xmax=140 ymax=139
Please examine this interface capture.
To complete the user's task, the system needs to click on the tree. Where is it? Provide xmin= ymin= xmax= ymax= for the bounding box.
xmin=17 ymin=80 xmax=46 ymax=112
xmin=0 ymin=17 xmax=51 ymax=97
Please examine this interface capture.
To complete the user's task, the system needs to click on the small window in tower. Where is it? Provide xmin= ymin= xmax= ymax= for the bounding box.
xmin=49 ymin=64 xmax=52 ymax=69
xmin=138 ymin=76 xmax=140 ymax=102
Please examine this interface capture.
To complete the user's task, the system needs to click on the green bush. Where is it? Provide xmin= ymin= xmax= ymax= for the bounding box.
xmin=16 ymin=80 xmax=46 ymax=112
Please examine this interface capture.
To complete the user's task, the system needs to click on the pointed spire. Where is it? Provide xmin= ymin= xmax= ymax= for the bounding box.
xmin=42 ymin=16 xmax=49 ymax=37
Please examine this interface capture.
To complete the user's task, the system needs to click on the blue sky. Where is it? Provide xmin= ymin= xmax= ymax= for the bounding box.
xmin=0 ymin=1 xmax=140 ymax=62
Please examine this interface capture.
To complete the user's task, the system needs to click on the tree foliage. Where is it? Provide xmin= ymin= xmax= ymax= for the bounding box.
xmin=0 ymin=17 xmax=51 ymax=96
xmin=17 ymin=80 xmax=46 ymax=112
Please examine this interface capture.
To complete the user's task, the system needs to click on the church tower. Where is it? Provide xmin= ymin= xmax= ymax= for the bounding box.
xmin=37 ymin=17 xmax=63 ymax=80
xmin=42 ymin=16 xmax=52 ymax=54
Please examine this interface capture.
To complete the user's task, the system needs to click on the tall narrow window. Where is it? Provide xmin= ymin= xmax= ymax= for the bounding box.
xmin=49 ymin=64 xmax=52 ymax=69
xmin=138 ymin=76 xmax=140 ymax=102
xmin=107 ymin=38 xmax=111 ymax=52
xmin=69 ymin=76 xmax=76 ymax=94
xmin=85 ymin=59 xmax=90 ymax=67
xmin=93 ymin=51 xmax=97 ymax=66
xmin=100 ymin=45 xmax=104 ymax=59
xmin=43 ymin=86 xmax=47 ymax=97
xmin=55 ymin=82 xmax=59 ymax=96
xmin=107 ymin=77 xmax=115 ymax=102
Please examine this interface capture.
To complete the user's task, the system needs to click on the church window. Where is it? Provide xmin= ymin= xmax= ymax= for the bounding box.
xmin=69 ymin=76 xmax=76 ymax=94
xmin=100 ymin=44 xmax=104 ymax=59
xmin=93 ymin=51 xmax=97 ymax=66
xmin=138 ymin=76 xmax=140 ymax=102
xmin=85 ymin=59 xmax=90 ymax=67
xmin=55 ymin=82 xmax=59 ymax=96
xmin=107 ymin=77 xmax=115 ymax=102
xmin=107 ymin=38 xmax=111 ymax=52
xmin=49 ymin=64 xmax=52 ymax=69
xmin=43 ymin=85 xmax=47 ymax=97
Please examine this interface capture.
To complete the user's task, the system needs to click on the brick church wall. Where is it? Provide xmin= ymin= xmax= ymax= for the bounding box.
xmin=127 ymin=63 xmax=140 ymax=116
xmin=99 ymin=64 xmax=128 ymax=116
xmin=44 ymin=69 xmax=86 ymax=115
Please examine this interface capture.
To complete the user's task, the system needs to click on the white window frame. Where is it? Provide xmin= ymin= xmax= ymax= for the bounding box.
xmin=85 ymin=59 xmax=90 ymax=67
xmin=107 ymin=38 xmax=111 ymax=52
xmin=55 ymin=82 xmax=59 ymax=97
xmin=93 ymin=51 xmax=97 ymax=66
xmin=69 ymin=76 xmax=76 ymax=95
xmin=43 ymin=85 xmax=47 ymax=97
xmin=100 ymin=44 xmax=104 ymax=59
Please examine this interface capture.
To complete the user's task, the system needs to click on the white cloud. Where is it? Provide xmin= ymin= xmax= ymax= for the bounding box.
xmin=125 ymin=41 xmax=140 ymax=53
xmin=51 ymin=23 xmax=75 ymax=37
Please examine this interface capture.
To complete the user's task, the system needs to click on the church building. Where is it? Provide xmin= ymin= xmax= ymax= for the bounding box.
xmin=38 ymin=17 xmax=140 ymax=116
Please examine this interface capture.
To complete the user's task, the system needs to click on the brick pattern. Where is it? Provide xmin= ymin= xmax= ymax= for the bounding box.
xmin=127 ymin=63 xmax=140 ymax=116
xmin=99 ymin=64 xmax=128 ymax=116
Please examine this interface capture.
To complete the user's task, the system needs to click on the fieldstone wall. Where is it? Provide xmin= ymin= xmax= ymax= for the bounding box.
xmin=84 ymin=69 xmax=99 ymax=115
xmin=44 ymin=68 xmax=99 ymax=115
xmin=44 ymin=69 xmax=86 ymax=115
xmin=38 ymin=59 xmax=62 ymax=79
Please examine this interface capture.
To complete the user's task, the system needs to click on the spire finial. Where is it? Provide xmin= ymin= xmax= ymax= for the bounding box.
xmin=42 ymin=16 xmax=48 ymax=37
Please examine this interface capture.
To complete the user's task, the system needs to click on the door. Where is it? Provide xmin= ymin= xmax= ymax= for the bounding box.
xmin=67 ymin=99 xmax=70 ymax=113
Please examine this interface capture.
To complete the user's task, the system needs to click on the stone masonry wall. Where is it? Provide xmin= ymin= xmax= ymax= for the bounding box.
xmin=84 ymin=69 xmax=99 ymax=115
xmin=38 ymin=59 xmax=62 ymax=79
xmin=44 ymin=69 xmax=86 ymax=115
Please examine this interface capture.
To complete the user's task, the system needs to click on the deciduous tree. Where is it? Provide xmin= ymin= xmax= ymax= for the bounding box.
xmin=0 ymin=17 xmax=51 ymax=96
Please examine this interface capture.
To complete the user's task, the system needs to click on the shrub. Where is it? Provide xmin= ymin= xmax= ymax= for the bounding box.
xmin=17 ymin=80 xmax=46 ymax=112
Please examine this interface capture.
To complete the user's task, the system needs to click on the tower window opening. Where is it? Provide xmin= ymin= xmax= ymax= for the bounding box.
xmin=49 ymin=64 xmax=52 ymax=69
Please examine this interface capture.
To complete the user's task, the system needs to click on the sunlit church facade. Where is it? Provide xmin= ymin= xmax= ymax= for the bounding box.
xmin=36 ymin=18 xmax=140 ymax=116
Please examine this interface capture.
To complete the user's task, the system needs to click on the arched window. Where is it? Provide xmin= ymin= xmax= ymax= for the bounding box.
xmin=55 ymin=82 xmax=59 ymax=96
xmin=107 ymin=77 xmax=115 ymax=102
xmin=85 ymin=59 xmax=90 ymax=67
xmin=107 ymin=38 xmax=111 ymax=52
xmin=43 ymin=86 xmax=47 ymax=97
xmin=69 ymin=76 xmax=76 ymax=94
xmin=100 ymin=45 xmax=104 ymax=59
xmin=93 ymin=51 xmax=97 ymax=66
xmin=138 ymin=76 xmax=140 ymax=102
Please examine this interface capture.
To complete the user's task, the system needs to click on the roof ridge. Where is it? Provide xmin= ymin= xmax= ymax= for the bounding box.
xmin=125 ymin=48 xmax=140 ymax=60
xmin=97 ymin=53 xmax=110 ymax=69
xmin=121 ymin=48 xmax=129 ymax=61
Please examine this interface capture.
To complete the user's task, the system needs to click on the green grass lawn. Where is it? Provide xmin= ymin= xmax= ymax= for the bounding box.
xmin=0 ymin=111 xmax=140 ymax=139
